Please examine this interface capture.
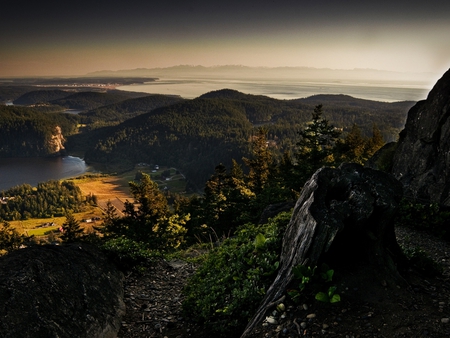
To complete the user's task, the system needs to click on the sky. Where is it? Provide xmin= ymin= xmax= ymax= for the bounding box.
xmin=1 ymin=0 xmax=449 ymax=79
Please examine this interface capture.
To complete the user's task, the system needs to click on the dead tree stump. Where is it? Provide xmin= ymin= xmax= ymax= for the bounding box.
xmin=241 ymin=163 xmax=405 ymax=337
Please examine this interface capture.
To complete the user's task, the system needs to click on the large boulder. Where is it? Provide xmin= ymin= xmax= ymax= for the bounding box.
xmin=0 ymin=243 xmax=125 ymax=338
xmin=391 ymin=69 xmax=450 ymax=206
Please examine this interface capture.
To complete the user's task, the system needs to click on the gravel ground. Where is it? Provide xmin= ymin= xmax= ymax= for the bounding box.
xmin=117 ymin=226 xmax=450 ymax=338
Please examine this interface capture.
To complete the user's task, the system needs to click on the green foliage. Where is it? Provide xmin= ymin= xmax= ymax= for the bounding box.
xmin=315 ymin=286 xmax=341 ymax=303
xmin=79 ymin=94 xmax=184 ymax=127
xmin=100 ymin=237 xmax=161 ymax=270
xmin=0 ymin=221 xmax=27 ymax=255
xmin=395 ymin=199 xmax=450 ymax=239
xmin=60 ymin=212 xmax=84 ymax=243
xmin=295 ymin=104 xmax=342 ymax=183
xmin=0 ymin=105 xmax=79 ymax=157
xmin=84 ymin=92 xmax=411 ymax=190
xmin=100 ymin=173 xmax=188 ymax=251
xmin=288 ymin=263 xmax=340 ymax=304
xmin=0 ymin=180 xmax=85 ymax=220
xmin=51 ymin=91 xmax=130 ymax=111
xmin=182 ymin=212 xmax=290 ymax=337
xmin=336 ymin=123 xmax=385 ymax=164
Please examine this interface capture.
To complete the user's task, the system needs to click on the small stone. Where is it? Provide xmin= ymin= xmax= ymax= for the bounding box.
xmin=302 ymin=304 xmax=308 ymax=310
xmin=300 ymin=322 xmax=307 ymax=328
xmin=306 ymin=313 xmax=316 ymax=319
xmin=441 ymin=318 xmax=450 ymax=324
xmin=277 ymin=303 xmax=286 ymax=312
xmin=265 ymin=316 xmax=278 ymax=325
xmin=323 ymin=323 xmax=329 ymax=329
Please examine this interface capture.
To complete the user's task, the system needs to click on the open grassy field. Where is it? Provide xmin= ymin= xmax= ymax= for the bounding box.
xmin=10 ymin=205 xmax=102 ymax=239
xmin=8 ymin=165 xmax=188 ymax=240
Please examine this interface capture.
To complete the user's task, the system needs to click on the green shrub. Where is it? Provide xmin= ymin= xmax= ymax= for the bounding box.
xmin=182 ymin=211 xmax=290 ymax=337
xmin=288 ymin=263 xmax=340 ymax=304
xmin=100 ymin=237 xmax=161 ymax=270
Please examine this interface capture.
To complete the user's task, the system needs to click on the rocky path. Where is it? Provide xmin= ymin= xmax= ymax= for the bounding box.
xmin=117 ymin=259 xmax=198 ymax=338
xmin=117 ymin=226 xmax=450 ymax=338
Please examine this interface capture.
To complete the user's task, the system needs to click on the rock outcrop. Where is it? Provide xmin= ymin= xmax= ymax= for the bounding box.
xmin=48 ymin=125 xmax=66 ymax=154
xmin=391 ymin=69 xmax=450 ymax=206
xmin=0 ymin=243 xmax=125 ymax=338
xmin=241 ymin=163 xmax=405 ymax=337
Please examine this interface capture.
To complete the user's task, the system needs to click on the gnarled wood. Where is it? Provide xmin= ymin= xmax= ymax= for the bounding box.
xmin=241 ymin=163 xmax=405 ymax=337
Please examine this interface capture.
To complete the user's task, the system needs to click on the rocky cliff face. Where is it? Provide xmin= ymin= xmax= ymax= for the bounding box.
xmin=48 ymin=125 xmax=66 ymax=154
xmin=391 ymin=69 xmax=450 ymax=206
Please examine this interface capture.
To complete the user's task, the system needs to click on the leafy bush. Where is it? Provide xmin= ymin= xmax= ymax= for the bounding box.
xmin=288 ymin=263 xmax=340 ymax=304
xmin=0 ymin=221 xmax=27 ymax=255
xmin=100 ymin=237 xmax=161 ymax=270
xmin=182 ymin=212 xmax=290 ymax=337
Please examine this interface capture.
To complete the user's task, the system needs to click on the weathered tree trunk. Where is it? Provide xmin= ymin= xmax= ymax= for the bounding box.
xmin=241 ymin=163 xmax=405 ymax=337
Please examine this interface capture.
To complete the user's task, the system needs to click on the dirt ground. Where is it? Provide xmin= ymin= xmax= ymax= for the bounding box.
xmin=117 ymin=226 xmax=450 ymax=338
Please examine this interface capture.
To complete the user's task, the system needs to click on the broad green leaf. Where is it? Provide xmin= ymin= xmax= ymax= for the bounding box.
xmin=254 ymin=233 xmax=266 ymax=250
xmin=315 ymin=292 xmax=329 ymax=302
xmin=330 ymin=294 xmax=341 ymax=303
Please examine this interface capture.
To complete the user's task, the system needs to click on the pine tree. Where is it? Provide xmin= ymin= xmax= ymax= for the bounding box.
xmin=365 ymin=124 xmax=385 ymax=158
xmin=295 ymin=105 xmax=341 ymax=183
xmin=242 ymin=127 xmax=272 ymax=195
xmin=0 ymin=221 xmax=26 ymax=254
xmin=61 ymin=212 xmax=83 ymax=243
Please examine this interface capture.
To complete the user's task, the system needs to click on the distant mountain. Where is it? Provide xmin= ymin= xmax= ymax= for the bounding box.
xmin=85 ymin=65 xmax=436 ymax=85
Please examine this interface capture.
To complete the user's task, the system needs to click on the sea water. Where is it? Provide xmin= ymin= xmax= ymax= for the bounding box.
xmin=117 ymin=77 xmax=432 ymax=102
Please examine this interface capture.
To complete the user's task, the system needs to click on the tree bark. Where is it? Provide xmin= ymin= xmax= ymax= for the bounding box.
xmin=241 ymin=163 xmax=405 ymax=337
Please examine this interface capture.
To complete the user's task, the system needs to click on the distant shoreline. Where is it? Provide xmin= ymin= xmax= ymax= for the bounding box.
xmin=117 ymin=77 xmax=430 ymax=102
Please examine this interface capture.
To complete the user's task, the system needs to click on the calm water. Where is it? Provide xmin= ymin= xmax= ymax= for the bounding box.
xmin=0 ymin=156 xmax=87 ymax=192
xmin=117 ymin=78 xmax=431 ymax=102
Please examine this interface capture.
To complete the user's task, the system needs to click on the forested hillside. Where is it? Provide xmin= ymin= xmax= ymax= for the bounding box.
xmin=78 ymin=94 xmax=184 ymax=127
xmin=84 ymin=97 xmax=254 ymax=189
xmin=49 ymin=91 xmax=136 ymax=111
xmin=0 ymin=180 xmax=85 ymax=220
xmin=0 ymin=86 xmax=415 ymax=189
xmin=0 ymin=106 xmax=79 ymax=157
xmin=13 ymin=90 xmax=73 ymax=105
xmin=83 ymin=89 xmax=414 ymax=189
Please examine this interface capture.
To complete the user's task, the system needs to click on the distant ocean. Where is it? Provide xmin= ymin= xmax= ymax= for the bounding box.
xmin=117 ymin=77 xmax=432 ymax=102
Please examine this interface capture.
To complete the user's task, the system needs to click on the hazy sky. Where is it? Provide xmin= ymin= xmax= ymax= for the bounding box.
xmin=1 ymin=0 xmax=449 ymax=78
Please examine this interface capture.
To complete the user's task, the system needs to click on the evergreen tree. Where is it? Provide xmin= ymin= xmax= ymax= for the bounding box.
xmin=295 ymin=105 xmax=341 ymax=183
xmin=0 ymin=221 xmax=26 ymax=254
xmin=61 ymin=212 xmax=83 ymax=243
xmin=242 ymin=127 xmax=272 ymax=195
xmin=98 ymin=200 xmax=121 ymax=238
xmin=365 ymin=124 xmax=385 ymax=158
xmin=115 ymin=173 xmax=187 ymax=250
xmin=337 ymin=123 xmax=366 ymax=164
